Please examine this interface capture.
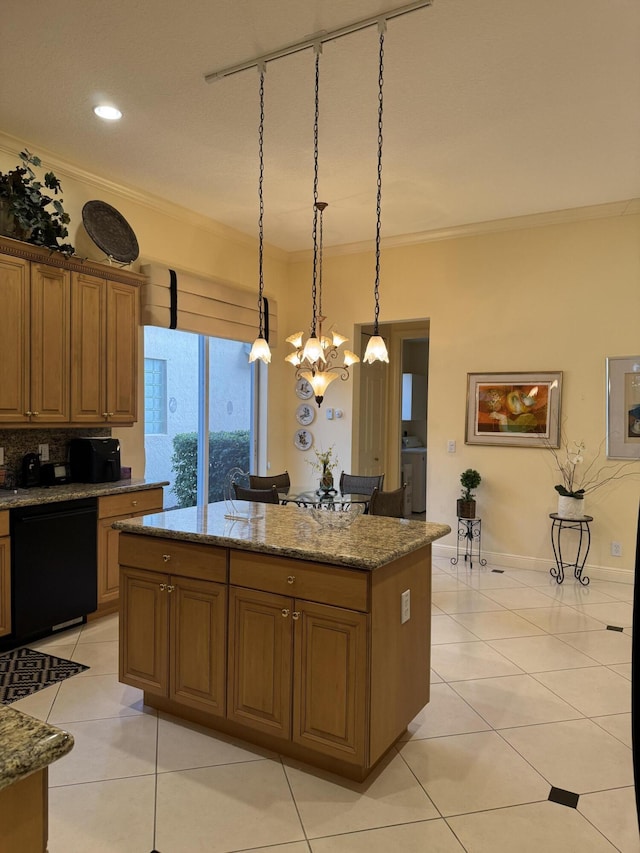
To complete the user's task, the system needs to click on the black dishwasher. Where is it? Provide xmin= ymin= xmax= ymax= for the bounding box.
xmin=9 ymin=497 xmax=98 ymax=646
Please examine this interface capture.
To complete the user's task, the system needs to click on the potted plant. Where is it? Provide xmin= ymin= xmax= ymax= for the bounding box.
xmin=0 ymin=149 xmax=75 ymax=255
xmin=307 ymin=445 xmax=339 ymax=495
xmin=457 ymin=468 xmax=481 ymax=518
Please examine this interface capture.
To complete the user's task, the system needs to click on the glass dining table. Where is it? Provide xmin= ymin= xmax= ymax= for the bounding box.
xmin=278 ymin=487 xmax=372 ymax=511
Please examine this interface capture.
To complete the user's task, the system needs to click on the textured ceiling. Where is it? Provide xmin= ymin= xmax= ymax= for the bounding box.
xmin=1 ymin=0 xmax=639 ymax=252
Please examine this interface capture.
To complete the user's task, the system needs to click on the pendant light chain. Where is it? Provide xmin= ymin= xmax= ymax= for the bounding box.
xmin=257 ymin=66 xmax=266 ymax=338
xmin=373 ymin=24 xmax=385 ymax=337
xmin=310 ymin=47 xmax=320 ymax=338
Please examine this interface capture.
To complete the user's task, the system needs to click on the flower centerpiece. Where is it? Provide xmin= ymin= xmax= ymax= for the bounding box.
xmin=546 ymin=436 xmax=639 ymax=519
xmin=307 ymin=445 xmax=339 ymax=494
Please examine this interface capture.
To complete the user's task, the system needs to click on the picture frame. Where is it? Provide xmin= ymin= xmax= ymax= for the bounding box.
xmin=465 ymin=371 xmax=563 ymax=447
xmin=606 ymin=356 xmax=640 ymax=459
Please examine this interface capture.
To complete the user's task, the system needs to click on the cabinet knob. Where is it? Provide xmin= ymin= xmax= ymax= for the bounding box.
xmin=167 ymin=584 xmax=175 ymax=593
xmin=159 ymin=583 xmax=167 ymax=591
xmin=25 ymin=411 xmax=32 ymax=416
xmin=287 ymin=575 xmax=295 ymax=584
xmin=281 ymin=608 xmax=290 ymax=617
xmin=162 ymin=554 xmax=171 ymax=562
xmin=292 ymin=611 xmax=300 ymax=620
xmin=32 ymin=411 xmax=39 ymax=416
xmin=102 ymin=412 xmax=109 ymax=418
xmin=131 ymin=500 xmax=138 ymax=506
xmin=108 ymin=412 xmax=114 ymax=417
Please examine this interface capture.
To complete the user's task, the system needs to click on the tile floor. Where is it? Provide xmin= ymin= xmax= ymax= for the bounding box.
xmin=11 ymin=555 xmax=639 ymax=852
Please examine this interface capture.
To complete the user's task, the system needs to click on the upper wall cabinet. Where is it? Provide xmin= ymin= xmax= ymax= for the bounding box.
xmin=0 ymin=236 xmax=144 ymax=428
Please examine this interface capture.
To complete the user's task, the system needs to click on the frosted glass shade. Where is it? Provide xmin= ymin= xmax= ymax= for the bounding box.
xmin=248 ymin=337 xmax=272 ymax=364
xmin=302 ymin=336 xmax=324 ymax=364
xmin=363 ymin=335 xmax=389 ymax=364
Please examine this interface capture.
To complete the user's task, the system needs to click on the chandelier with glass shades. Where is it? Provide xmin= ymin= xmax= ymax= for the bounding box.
xmin=285 ymin=200 xmax=360 ymax=406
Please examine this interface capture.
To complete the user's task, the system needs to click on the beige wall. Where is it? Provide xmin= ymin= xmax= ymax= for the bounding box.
xmin=2 ymin=137 xmax=639 ymax=578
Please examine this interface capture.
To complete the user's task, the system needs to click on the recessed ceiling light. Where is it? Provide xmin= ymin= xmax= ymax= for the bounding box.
xmin=94 ymin=105 xmax=122 ymax=121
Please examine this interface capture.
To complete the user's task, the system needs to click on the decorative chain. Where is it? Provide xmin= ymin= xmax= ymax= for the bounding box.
xmin=374 ymin=25 xmax=385 ymax=336
xmin=310 ymin=47 xmax=320 ymax=338
xmin=257 ymin=67 xmax=265 ymax=337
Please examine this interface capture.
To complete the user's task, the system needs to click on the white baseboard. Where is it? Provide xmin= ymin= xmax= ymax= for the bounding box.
xmin=431 ymin=543 xmax=634 ymax=584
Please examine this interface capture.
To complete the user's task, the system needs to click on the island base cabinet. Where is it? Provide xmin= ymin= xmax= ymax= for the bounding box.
xmin=227 ymin=586 xmax=368 ymax=765
xmin=119 ymin=567 xmax=226 ymax=716
xmin=0 ymin=768 xmax=48 ymax=853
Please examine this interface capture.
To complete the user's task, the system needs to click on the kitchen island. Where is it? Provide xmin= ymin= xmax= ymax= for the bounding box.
xmin=116 ymin=501 xmax=450 ymax=780
xmin=0 ymin=707 xmax=73 ymax=853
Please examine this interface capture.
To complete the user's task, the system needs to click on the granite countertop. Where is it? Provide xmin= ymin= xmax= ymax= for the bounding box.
xmin=0 ymin=479 xmax=168 ymax=510
xmin=0 ymin=707 xmax=74 ymax=792
xmin=114 ymin=501 xmax=451 ymax=570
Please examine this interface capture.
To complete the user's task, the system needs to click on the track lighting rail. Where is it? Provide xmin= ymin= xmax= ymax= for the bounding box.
xmin=204 ymin=0 xmax=433 ymax=83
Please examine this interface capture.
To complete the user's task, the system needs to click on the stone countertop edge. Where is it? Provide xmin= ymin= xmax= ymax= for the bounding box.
xmin=0 ymin=707 xmax=74 ymax=792
xmin=114 ymin=503 xmax=451 ymax=571
xmin=0 ymin=479 xmax=169 ymax=509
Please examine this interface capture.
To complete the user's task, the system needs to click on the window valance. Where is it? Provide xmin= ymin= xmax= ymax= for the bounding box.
xmin=140 ymin=263 xmax=277 ymax=346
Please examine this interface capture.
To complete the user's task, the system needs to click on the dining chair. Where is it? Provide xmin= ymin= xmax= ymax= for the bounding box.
xmin=339 ymin=472 xmax=385 ymax=496
xmin=233 ymin=484 xmax=280 ymax=504
xmin=369 ymin=484 xmax=406 ymax=518
xmin=248 ymin=471 xmax=290 ymax=490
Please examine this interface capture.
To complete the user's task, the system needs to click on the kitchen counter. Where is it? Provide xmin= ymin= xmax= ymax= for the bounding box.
xmin=117 ymin=501 xmax=450 ymax=780
xmin=0 ymin=707 xmax=73 ymax=792
xmin=0 ymin=707 xmax=74 ymax=853
xmin=113 ymin=500 xmax=450 ymax=570
xmin=0 ymin=478 xmax=168 ymax=509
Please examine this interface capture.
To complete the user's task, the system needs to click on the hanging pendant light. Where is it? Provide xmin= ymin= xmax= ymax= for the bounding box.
xmin=285 ymin=45 xmax=359 ymax=406
xmin=363 ymin=20 xmax=390 ymax=365
xmin=249 ymin=63 xmax=272 ymax=364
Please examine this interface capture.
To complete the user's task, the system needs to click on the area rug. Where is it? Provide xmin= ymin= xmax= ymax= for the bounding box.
xmin=0 ymin=648 xmax=89 ymax=705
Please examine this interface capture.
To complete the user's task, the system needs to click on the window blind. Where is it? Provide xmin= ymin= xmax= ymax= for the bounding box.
xmin=140 ymin=263 xmax=277 ymax=346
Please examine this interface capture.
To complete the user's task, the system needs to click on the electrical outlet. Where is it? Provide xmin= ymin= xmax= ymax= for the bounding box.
xmin=401 ymin=589 xmax=411 ymax=624
xmin=38 ymin=443 xmax=49 ymax=462
xmin=0 ymin=447 xmax=4 ymax=466
xmin=447 ymin=440 xmax=456 ymax=453
xmin=611 ymin=541 xmax=622 ymax=557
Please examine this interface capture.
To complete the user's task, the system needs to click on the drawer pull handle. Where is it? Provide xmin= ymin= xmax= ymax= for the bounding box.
xmin=281 ymin=608 xmax=290 ymax=617
xmin=131 ymin=500 xmax=138 ymax=506
xmin=159 ymin=583 xmax=167 ymax=591
xmin=162 ymin=554 xmax=171 ymax=562
xmin=292 ymin=611 xmax=300 ymax=620
xmin=167 ymin=584 xmax=175 ymax=593
xmin=287 ymin=576 xmax=295 ymax=584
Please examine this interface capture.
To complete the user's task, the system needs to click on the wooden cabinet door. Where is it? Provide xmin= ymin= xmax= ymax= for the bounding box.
xmin=105 ymin=281 xmax=138 ymax=424
xmin=98 ymin=516 xmax=127 ymax=605
xmin=293 ymin=601 xmax=368 ymax=765
xmin=70 ymin=272 xmax=106 ymax=422
xmin=171 ymin=577 xmax=227 ymax=716
xmin=119 ymin=567 xmax=169 ymax=695
xmin=29 ymin=263 xmax=70 ymax=423
xmin=0 ymin=255 xmax=29 ymax=423
xmin=0 ymin=538 xmax=11 ymax=638
xmin=227 ymin=586 xmax=293 ymax=738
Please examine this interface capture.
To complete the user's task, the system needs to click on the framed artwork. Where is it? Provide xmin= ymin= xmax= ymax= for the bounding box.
xmin=606 ymin=356 xmax=640 ymax=459
xmin=465 ymin=371 xmax=563 ymax=447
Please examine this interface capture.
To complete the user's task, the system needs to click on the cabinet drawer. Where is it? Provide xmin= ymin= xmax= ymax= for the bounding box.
xmin=0 ymin=512 xmax=8 ymax=538
xmin=230 ymin=551 xmax=369 ymax=612
xmin=120 ymin=533 xmax=227 ymax=582
xmin=99 ymin=488 xmax=163 ymax=519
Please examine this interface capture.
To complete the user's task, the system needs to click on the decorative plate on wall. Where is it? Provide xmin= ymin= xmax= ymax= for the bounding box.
xmin=295 ymin=378 xmax=313 ymax=400
xmin=294 ymin=429 xmax=313 ymax=451
xmin=82 ymin=200 xmax=139 ymax=263
xmin=296 ymin=403 xmax=315 ymax=426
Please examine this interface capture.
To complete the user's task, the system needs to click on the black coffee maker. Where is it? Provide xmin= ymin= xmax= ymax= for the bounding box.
xmin=21 ymin=452 xmax=41 ymax=488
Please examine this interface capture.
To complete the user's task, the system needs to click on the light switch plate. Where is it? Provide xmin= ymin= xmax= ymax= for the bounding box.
xmin=0 ymin=447 xmax=4 ymax=466
xmin=38 ymin=443 xmax=50 ymax=462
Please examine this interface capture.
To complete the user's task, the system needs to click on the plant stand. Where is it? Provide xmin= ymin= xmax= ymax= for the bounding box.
xmin=451 ymin=517 xmax=486 ymax=570
xmin=549 ymin=513 xmax=592 ymax=585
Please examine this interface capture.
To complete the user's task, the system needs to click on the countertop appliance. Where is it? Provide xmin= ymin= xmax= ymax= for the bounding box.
xmin=69 ymin=437 xmax=121 ymax=483
xmin=20 ymin=452 xmax=41 ymax=488
xmin=7 ymin=497 xmax=97 ymax=647
xmin=40 ymin=462 xmax=72 ymax=486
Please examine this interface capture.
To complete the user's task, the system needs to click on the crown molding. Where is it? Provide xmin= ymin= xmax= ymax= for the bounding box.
xmin=288 ymin=198 xmax=640 ymax=264
xmin=0 ymin=132 xmax=288 ymax=264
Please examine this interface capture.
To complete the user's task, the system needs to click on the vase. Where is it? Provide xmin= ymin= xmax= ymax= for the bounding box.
xmin=320 ymin=469 xmax=334 ymax=493
xmin=557 ymin=495 xmax=585 ymax=519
